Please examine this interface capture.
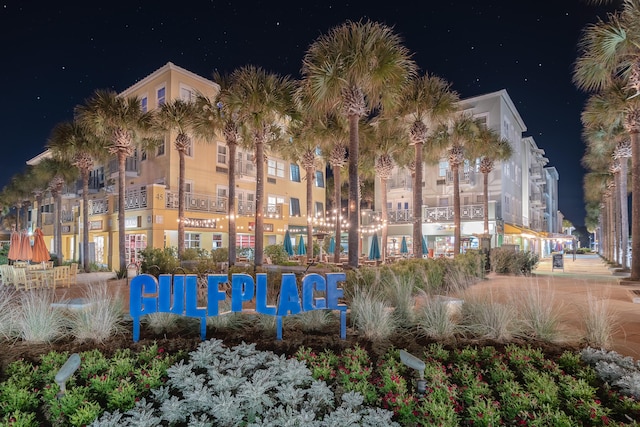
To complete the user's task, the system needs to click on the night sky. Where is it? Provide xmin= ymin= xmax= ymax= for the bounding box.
xmin=0 ymin=1 xmax=616 ymax=226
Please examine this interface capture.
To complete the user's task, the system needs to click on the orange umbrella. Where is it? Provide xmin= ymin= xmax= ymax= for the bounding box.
xmin=17 ymin=230 xmax=33 ymax=262
xmin=31 ymin=228 xmax=50 ymax=263
xmin=7 ymin=230 xmax=20 ymax=261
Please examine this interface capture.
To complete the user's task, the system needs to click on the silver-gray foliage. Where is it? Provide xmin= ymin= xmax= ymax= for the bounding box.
xmin=581 ymin=347 xmax=640 ymax=398
xmin=92 ymin=339 xmax=399 ymax=427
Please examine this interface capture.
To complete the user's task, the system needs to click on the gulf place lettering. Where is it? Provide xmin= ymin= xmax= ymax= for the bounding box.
xmin=129 ymin=273 xmax=348 ymax=342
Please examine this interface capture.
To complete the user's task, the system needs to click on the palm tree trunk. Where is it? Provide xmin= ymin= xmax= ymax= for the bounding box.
xmin=36 ymin=195 xmax=43 ymax=229
xmin=620 ymin=158 xmax=629 ymax=270
xmin=56 ymin=192 xmax=63 ymax=262
xmin=347 ymin=115 xmax=360 ymax=268
xmin=178 ymin=150 xmax=186 ymax=259
xmin=306 ymin=166 xmax=314 ymax=263
xmin=118 ymin=153 xmax=127 ymax=271
xmin=228 ymin=142 xmax=237 ymax=266
xmin=255 ymin=139 xmax=265 ymax=267
xmin=453 ymin=164 xmax=461 ymax=256
xmin=82 ymin=169 xmax=90 ymax=272
xmin=333 ymin=164 xmax=342 ymax=264
xmin=380 ymin=178 xmax=389 ymax=262
xmin=483 ymin=172 xmax=489 ymax=236
xmin=614 ymin=178 xmax=621 ymax=265
xmin=631 ymin=131 xmax=640 ymax=279
xmin=413 ymin=143 xmax=423 ymax=258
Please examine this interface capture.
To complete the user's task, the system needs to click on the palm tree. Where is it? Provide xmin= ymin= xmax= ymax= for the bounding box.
xmin=468 ymin=125 xmax=513 ymax=239
xmin=223 ymin=66 xmax=296 ymax=267
xmin=24 ymin=165 xmax=50 ymax=230
xmin=194 ymin=75 xmax=240 ymax=266
xmin=75 ymin=89 xmax=154 ymax=270
xmin=574 ymin=1 xmax=640 ymax=278
xmin=32 ymin=157 xmax=77 ymax=263
xmin=47 ymin=121 xmax=105 ymax=272
xmin=153 ymin=99 xmax=199 ymax=259
xmin=301 ymin=19 xmax=416 ymax=268
xmin=397 ymin=73 xmax=459 ymax=258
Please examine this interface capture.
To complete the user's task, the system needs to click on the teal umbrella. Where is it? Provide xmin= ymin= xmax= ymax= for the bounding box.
xmin=283 ymin=229 xmax=294 ymax=256
xmin=297 ymin=235 xmax=307 ymax=255
xmin=421 ymin=235 xmax=428 ymax=254
xmin=328 ymin=236 xmax=336 ymax=254
xmin=368 ymin=232 xmax=381 ymax=260
xmin=400 ymin=236 xmax=408 ymax=254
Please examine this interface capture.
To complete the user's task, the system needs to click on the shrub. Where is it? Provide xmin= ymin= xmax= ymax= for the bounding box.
xmin=210 ymin=247 xmax=229 ymax=263
xmin=139 ymin=247 xmax=180 ymax=276
xmin=264 ymin=244 xmax=289 ymax=265
xmin=490 ymin=247 xmax=539 ymax=275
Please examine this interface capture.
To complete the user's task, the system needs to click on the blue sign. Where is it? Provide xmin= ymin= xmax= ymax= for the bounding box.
xmin=130 ymin=273 xmax=348 ymax=342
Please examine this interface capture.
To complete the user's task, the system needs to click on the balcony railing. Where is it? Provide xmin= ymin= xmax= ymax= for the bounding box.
xmin=165 ymin=191 xmax=227 ymax=214
xmin=236 ymin=201 xmax=283 ymax=218
xmin=387 ymin=176 xmax=412 ymax=191
xmin=445 ymin=170 xmax=476 ymax=185
xmin=108 ymin=156 xmax=139 ymax=177
xmin=89 ymin=198 xmax=109 ymax=215
xmin=387 ymin=209 xmax=413 ymax=223
xmin=114 ymin=186 xmax=148 ymax=212
xmin=423 ymin=203 xmax=486 ymax=222
xmin=235 ymin=160 xmax=256 ymax=178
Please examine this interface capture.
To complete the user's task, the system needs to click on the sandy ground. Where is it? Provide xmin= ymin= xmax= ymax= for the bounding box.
xmin=54 ymin=254 xmax=640 ymax=360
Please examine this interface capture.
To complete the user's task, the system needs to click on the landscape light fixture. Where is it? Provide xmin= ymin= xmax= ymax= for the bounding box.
xmin=55 ymin=353 xmax=81 ymax=398
xmin=399 ymin=349 xmax=426 ymax=396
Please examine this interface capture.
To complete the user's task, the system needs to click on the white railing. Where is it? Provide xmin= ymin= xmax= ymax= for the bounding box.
xmin=165 ymin=191 xmax=227 ymax=213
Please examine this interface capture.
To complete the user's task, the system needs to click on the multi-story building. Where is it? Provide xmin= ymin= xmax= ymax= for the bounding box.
xmin=376 ymin=89 xmax=561 ymax=257
xmin=27 ymin=62 xmax=326 ymax=269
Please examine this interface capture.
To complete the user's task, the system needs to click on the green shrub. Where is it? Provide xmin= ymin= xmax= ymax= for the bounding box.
xmin=264 ymin=244 xmax=289 ymax=265
xmin=211 ymin=247 xmax=228 ymax=263
xmin=490 ymin=247 xmax=539 ymax=275
xmin=139 ymin=247 xmax=180 ymax=276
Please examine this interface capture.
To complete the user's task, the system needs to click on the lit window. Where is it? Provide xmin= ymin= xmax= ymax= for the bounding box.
xmin=217 ymin=145 xmax=227 ymax=164
xmin=140 ymin=96 xmax=148 ymax=113
xmin=180 ymin=85 xmax=196 ymax=102
xmin=185 ymin=232 xmax=201 ymax=249
xmin=315 ymin=171 xmax=324 ymax=188
xmin=212 ymin=234 xmax=223 ymax=249
xmin=290 ymin=198 xmax=301 ymax=216
xmin=267 ymin=160 xmax=285 ymax=178
xmin=290 ymin=164 xmax=301 ymax=182
xmin=157 ymin=87 xmax=166 ymax=106
xmin=157 ymin=137 xmax=166 ymax=156
xmin=438 ymin=161 xmax=448 ymax=177
xmin=315 ymin=202 xmax=324 ymax=217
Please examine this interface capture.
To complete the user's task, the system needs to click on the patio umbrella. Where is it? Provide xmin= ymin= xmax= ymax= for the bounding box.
xmin=368 ymin=232 xmax=381 ymax=260
xmin=297 ymin=235 xmax=306 ymax=255
xmin=283 ymin=229 xmax=294 ymax=257
xmin=31 ymin=228 xmax=50 ymax=263
xmin=17 ymin=230 xmax=32 ymax=261
xmin=400 ymin=236 xmax=409 ymax=254
xmin=7 ymin=230 xmax=20 ymax=261
xmin=421 ymin=235 xmax=428 ymax=255
xmin=328 ymin=236 xmax=335 ymax=254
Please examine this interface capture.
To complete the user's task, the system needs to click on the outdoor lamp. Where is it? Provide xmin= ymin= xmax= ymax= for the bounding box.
xmin=399 ymin=350 xmax=426 ymax=396
xmin=55 ymin=353 xmax=81 ymax=398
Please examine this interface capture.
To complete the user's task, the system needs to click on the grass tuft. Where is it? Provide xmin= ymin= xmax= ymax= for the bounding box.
xmin=17 ymin=290 xmax=67 ymax=343
xmin=582 ymin=291 xmax=618 ymax=349
xmin=69 ymin=283 xmax=125 ymax=343
xmin=350 ymin=286 xmax=397 ymax=341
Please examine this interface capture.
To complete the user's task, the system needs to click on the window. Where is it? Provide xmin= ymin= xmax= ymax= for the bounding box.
xmin=185 ymin=181 xmax=193 ymax=194
xmin=315 ymin=202 xmax=324 ymax=217
xmin=439 ymin=197 xmax=449 ymax=207
xmin=141 ymin=149 xmax=147 ymax=161
xmin=180 ymin=84 xmax=196 ymax=103
xmin=185 ymin=232 xmax=201 ymax=249
xmin=438 ymin=161 xmax=448 ymax=177
xmin=315 ymin=171 xmax=324 ymax=187
xmin=217 ymin=144 xmax=227 ymax=164
xmin=504 ymin=194 xmax=511 ymax=214
xmin=157 ymin=86 xmax=166 ymax=106
xmin=267 ymin=159 xmax=285 ymax=178
xmin=290 ymin=197 xmax=301 ymax=216
xmin=185 ymin=139 xmax=193 ymax=157
xmin=212 ymin=234 xmax=223 ymax=249
xmin=140 ymin=96 xmax=148 ymax=113
xmin=290 ymin=164 xmax=301 ymax=182
xmin=157 ymin=137 xmax=166 ymax=156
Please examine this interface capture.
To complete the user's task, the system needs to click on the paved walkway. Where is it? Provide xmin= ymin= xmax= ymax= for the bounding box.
xmin=54 ymin=255 xmax=640 ymax=360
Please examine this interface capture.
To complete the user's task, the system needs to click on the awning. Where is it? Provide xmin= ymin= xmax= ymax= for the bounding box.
xmin=504 ymin=224 xmax=522 ymax=234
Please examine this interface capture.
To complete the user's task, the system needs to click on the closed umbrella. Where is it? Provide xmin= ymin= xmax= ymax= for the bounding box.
xmin=7 ymin=230 xmax=20 ymax=261
xmin=17 ymin=230 xmax=32 ymax=262
xmin=328 ymin=236 xmax=335 ymax=254
xmin=31 ymin=228 xmax=50 ymax=263
xmin=421 ymin=235 xmax=428 ymax=255
xmin=283 ymin=229 xmax=294 ymax=257
xmin=368 ymin=232 xmax=381 ymax=260
xmin=297 ymin=235 xmax=306 ymax=255
xmin=400 ymin=236 xmax=408 ymax=254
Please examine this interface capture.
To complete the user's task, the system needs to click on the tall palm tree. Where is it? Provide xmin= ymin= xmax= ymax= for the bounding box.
xmin=47 ymin=121 xmax=105 ymax=272
xmin=397 ymin=73 xmax=459 ymax=258
xmin=194 ymin=74 xmax=239 ymax=266
xmin=153 ymin=99 xmax=199 ymax=258
xmin=574 ymin=1 xmax=640 ymax=278
xmin=24 ymin=165 xmax=50 ymax=230
xmin=32 ymin=157 xmax=77 ymax=263
xmin=224 ymin=66 xmax=296 ymax=267
xmin=302 ymin=19 xmax=416 ymax=268
xmin=467 ymin=125 xmax=513 ymax=239
xmin=75 ymin=89 xmax=154 ymax=270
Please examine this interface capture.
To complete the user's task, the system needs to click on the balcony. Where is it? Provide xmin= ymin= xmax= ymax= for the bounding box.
xmin=89 ymin=198 xmax=109 ymax=215
xmin=236 ymin=202 xmax=283 ymax=218
xmin=388 ymin=176 xmax=412 ymax=191
xmin=165 ymin=191 xmax=227 ymax=214
xmin=108 ymin=156 xmax=139 ymax=178
xmin=387 ymin=209 xmax=413 ymax=223
xmin=114 ymin=186 xmax=148 ymax=212
xmin=423 ymin=203 xmax=489 ymax=223
xmin=445 ymin=169 xmax=476 ymax=186
xmin=235 ymin=160 xmax=256 ymax=178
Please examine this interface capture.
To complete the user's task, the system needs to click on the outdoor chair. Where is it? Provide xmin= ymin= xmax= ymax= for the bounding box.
xmin=0 ymin=265 xmax=14 ymax=287
xmin=12 ymin=267 xmax=31 ymax=291
xmin=53 ymin=266 xmax=70 ymax=288
xmin=69 ymin=263 xmax=78 ymax=285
